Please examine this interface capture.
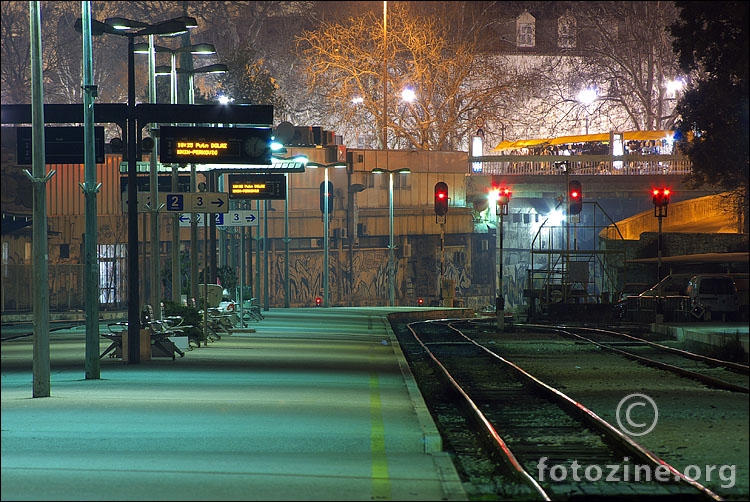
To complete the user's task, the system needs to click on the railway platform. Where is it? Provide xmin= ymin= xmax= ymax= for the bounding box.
xmin=1 ymin=307 xmax=468 ymax=501
xmin=651 ymin=321 xmax=749 ymax=361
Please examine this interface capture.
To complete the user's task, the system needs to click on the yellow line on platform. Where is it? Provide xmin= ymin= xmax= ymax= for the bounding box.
xmin=370 ymin=369 xmax=391 ymax=500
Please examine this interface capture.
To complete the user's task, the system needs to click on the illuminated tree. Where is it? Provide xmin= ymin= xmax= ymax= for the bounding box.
xmin=296 ymin=1 xmax=517 ymax=150
xmin=216 ymin=43 xmax=287 ymax=116
xmin=516 ymin=2 xmax=684 ymax=138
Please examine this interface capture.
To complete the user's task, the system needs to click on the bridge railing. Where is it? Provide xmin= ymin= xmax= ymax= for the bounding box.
xmin=468 ymin=155 xmax=692 ymax=176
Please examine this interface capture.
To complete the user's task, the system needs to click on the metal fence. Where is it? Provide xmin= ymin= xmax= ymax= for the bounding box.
xmin=469 ymin=155 xmax=692 ymax=176
xmin=3 ymin=264 xmax=80 ymax=312
xmin=1 ymin=264 xmax=118 ymax=313
xmin=619 ymin=295 xmax=694 ymax=323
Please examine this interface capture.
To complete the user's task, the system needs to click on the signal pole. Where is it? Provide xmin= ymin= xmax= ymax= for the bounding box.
xmin=496 ymin=188 xmax=511 ymax=332
xmin=653 ymin=187 xmax=670 ymax=324
xmin=434 ymin=182 xmax=449 ymax=305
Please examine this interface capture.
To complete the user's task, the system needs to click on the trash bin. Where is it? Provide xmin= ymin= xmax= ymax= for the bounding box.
xmin=122 ymin=329 xmax=151 ymax=362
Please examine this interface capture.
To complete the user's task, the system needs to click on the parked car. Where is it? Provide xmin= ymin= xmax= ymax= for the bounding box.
xmin=618 ymin=282 xmax=649 ymax=302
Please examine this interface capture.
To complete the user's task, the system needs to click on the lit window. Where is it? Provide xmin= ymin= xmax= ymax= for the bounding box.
xmin=516 ymin=10 xmax=536 ymax=48
xmin=557 ymin=11 xmax=576 ymax=49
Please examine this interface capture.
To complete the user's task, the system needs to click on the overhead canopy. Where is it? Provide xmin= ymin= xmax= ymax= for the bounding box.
xmin=625 ymin=252 xmax=749 ymax=264
xmin=492 ymin=130 xmax=675 ymax=152
xmin=0 ymin=213 xmax=32 ymax=235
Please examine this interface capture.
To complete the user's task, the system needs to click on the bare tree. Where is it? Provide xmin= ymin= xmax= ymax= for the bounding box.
xmin=1 ymin=2 xmax=31 ymax=104
xmin=524 ymin=2 xmax=683 ymax=136
xmin=295 ymin=1 xmax=518 ymax=150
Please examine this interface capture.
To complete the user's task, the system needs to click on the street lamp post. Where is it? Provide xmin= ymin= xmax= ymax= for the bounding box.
xmin=156 ymin=62 xmax=229 ymax=306
xmin=271 ymin=152 xmax=307 ymax=309
xmin=307 ymin=162 xmax=346 ymax=307
xmin=372 ymin=167 xmax=410 ymax=306
xmin=577 ymin=87 xmax=597 ymax=135
xmin=180 ymin=64 xmax=226 ymax=306
xmin=138 ymin=41 xmax=220 ymax=307
xmin=94 ymin=17 xmax=190 ymax=363
xmin=80 ymin=5 xmax=100 ymax=380
xmin=382 ymin=1 xmax=388 ymax=149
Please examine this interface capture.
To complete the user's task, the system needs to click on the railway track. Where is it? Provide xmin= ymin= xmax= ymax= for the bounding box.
xmin=399 ymin=318 xmax=725 ymax=501
xmin=523 ymin=323 xmax=749 ymax=393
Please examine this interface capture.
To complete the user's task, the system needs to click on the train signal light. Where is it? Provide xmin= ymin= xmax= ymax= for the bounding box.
xmin=417 ymin=298 xmax=424 ymax=306
xmin=315 ymin=296 xmax=322 ymax=307
xmin=652 ymin=187 xmax=671 ymax=207
xmin=319 ymin=181 xmax=334 ymax=214
xmin=497 ymin=187 xmax=512 ymax=205
xmin=434 ymin=182 xmax=449 ymax=216
xmin=494 ymin=186 xmax=511 ymax=215
xmin=568 ymin=180 xmax=582 ymax=215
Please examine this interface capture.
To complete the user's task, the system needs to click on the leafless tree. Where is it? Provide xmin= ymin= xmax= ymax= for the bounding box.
xmin=295 ymin=1 xmax=520 ymax=150
xmin=521 ymin=1 xmax=683 ymax=137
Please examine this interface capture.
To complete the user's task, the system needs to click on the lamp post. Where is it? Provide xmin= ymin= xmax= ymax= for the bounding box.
xmin=99 ymin=17 xmax=190 ymax=363
xmin=169 ymin=63 xmax=228 ymax=305
xmin=371 ymin=167 xmax=410 ymax=306
xmin=577 ymin=87 xmax=597 ymax=135
xmin=271 ymin=152 xmax=308 ymax=309
xmin=80 ymin=4 xmax=100 ymax=380
xmin=180 ymin=64 xmax=227 ymax=306
xmin=137 ymin=41 xmax=219 ymax=307
xmin=307 ymin=162 xmax=346 ymax=307
xmin=382 ymin=1 xmax=388 ymax=149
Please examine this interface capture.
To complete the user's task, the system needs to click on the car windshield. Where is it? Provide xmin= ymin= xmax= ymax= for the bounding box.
xmin=641 ymin=275 xmax=690 ymax=296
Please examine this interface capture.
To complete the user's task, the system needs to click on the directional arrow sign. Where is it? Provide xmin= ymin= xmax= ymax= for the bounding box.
xmin=122 ymin=191 xmax=155 ymax=213
xmin=190 ymin=192 xmax=228 ymax=213
xmin=159 ymin=192 xmax=229 ymax=213
xmin=218 ymin=210 xmax=259 ymax=227
xmin=179 ymin=213 xmax=215 ymax=227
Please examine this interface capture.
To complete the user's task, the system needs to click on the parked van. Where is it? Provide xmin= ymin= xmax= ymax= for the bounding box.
xmin=686 ymin=274 xmax=741 ymax=321
xmin=615 ymin=273 xmax=744 ymax=322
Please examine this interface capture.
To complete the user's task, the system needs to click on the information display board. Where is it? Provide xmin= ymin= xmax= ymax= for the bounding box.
xmin=227 ymin=174 xmax=286 ymax=200
xmin=17 ymin=126 xmax=104 ymax=164
xmin=159 ymin=126 xmax=272 ymax=165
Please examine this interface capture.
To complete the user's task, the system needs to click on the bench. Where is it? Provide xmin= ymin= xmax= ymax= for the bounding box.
xmin=142 ymin=305 xmax=186 ymax=360
xmin=241 ymin=298 xmax=264 ymax=323
xmin=100 ymin=321 xmax=127 ymax=359
xmin=100 ymin=305 xmax=188 ymax=360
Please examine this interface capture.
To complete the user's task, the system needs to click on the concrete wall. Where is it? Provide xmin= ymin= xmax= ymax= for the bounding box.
xmin=605 ymin=193 xmax=739 ymax=240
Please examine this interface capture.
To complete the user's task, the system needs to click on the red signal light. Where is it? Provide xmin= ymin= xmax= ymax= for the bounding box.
xmin=498 ymin=187 xmax=512 ymax=204
xmin=652 ymin=187 xmax=671 ymax=207
xmin=434 ymin=182 xmax=449 ymax=216
xmin=568 ymin=180 xmax=583 ymax=215
xmin=417 ymin=298 xmax=424 ymax=306
xmin=315 ymin=297 xmax=322 ymax=306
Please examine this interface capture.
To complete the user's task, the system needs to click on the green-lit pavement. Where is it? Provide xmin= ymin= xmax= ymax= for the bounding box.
xmin=1 ymin=307 xmax=467 ymax=501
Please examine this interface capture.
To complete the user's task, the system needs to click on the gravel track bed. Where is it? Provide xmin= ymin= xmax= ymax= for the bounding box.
xmin=393 ymin=319 xmax=749 ymax=500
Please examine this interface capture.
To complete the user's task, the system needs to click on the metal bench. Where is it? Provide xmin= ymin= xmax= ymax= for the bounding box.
xmin=241 ymin=298 xmax=264 ymax=323
xmin=100 ymin=305 xmax=186 ymax=360
xmin=142 ymin=305 xmax=185 ymax=360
